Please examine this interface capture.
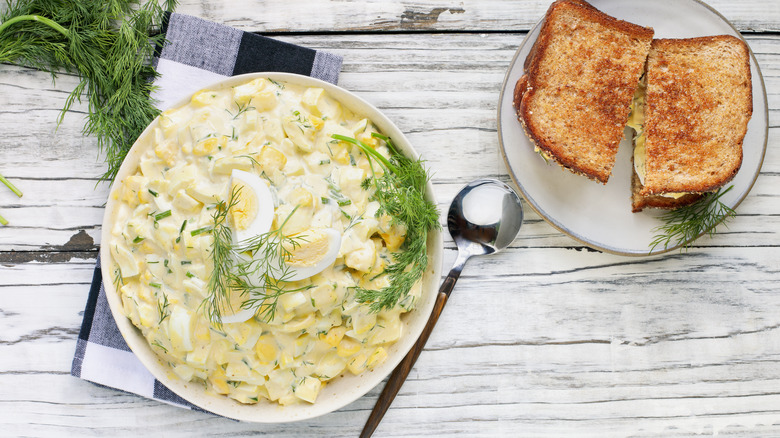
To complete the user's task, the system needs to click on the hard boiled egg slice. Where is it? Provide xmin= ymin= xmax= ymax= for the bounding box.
xmin=228 ymin=169 xmax=274 ymax=244
xmin=281 ymin=228 xmax=342 ymax=282
xmin=218 ymin=286 xmax=258 ymax=324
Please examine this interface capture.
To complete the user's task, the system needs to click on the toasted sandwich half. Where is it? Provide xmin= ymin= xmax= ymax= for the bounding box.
xmin=630 ymin=36 xmax=753 ymax=212
xmin=514 ymin=0 xmax=654 ymax=184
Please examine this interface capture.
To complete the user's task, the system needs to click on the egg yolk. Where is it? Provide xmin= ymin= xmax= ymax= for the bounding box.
xmin=230 ymin=180 xmax=259 ymax=231
xmin=217 ymin=286 xmax=250 ymax=318
xmin=286 ymin=231 xmax=330 ymax=268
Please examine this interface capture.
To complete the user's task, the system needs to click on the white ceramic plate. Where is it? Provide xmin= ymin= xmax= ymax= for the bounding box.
xmin=497 ymin=0 xmax=768 ymax=256
xmin=100 ymin=72 xmax=442 ymax=422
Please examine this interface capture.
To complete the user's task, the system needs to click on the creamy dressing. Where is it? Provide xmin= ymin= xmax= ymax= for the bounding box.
xmin=108 ymin=78 xmax=418 ymax=406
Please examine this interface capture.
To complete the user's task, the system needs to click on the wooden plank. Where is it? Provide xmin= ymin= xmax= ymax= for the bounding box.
xmin=0 ymin=33 xmax=778 ymax=253
xmin=1 ymin=2 xmax=779 ymax=435
xmin=3 ymin=247 xmax=780 ymax=434
xmin=172 ymin=0 xmax=780 ymax=33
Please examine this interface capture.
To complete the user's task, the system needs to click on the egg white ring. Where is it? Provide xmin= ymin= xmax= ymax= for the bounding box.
xmin=282 ymin=228 xmax=342 ymax=282
xmin=219 ymin=307 xmax=257 ymax=324
xmin=230 ymin=169 xmax=275 ymax=245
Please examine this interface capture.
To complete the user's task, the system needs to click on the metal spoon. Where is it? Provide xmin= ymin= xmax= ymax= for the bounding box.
xmin=360 ymin=178 xmax=524 ymax=438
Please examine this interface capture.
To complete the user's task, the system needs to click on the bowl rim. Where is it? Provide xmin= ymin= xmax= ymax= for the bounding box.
xmin=100 ymin=72 xmax=442 ymax=422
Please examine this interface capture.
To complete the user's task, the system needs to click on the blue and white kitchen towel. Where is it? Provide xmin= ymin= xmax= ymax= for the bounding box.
xmin=71 ymin=12 xmax=343 ymax=411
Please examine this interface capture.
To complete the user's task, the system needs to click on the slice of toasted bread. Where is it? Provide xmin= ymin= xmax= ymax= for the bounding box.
xmin=639 ymin=36 xmax=752 ymax=198
xmin=630 ymin=158 xmax=704 ymax=213
xmin=514 ymin=0 xmax=653 ymax=184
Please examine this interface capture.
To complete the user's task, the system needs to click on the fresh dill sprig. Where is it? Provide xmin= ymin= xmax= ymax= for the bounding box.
xmin=0 ymin=0 xmax=177 ymax=182
xmin=151 ymin=340 xmax=168 ymax=353
xmin=200 ymin=186 xmax=242 ymax=325
xmin=649 ymin=185 xmax=736 ymax=252
xmin=331 ymin=133 xmax=440 ymax=313
xmin=232 ymin=221 xmax=313 ymax=322
xmin=112 ymin=265 xmax=125 ymax=291
xmin=157 ymin=292 xmax=170 ymax=323
xmin=226 ymin=101 xmax=256 ymax=120
xmin=201 ymin=192 xmax=312 ymax=324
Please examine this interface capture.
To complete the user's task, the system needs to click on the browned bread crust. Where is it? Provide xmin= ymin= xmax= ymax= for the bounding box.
xmin=640 ymin=35 xmax=752 ymax=197
xmin=513 ymin=0 xmax=653 ymax=184
xmin=630 ymin=157 xmax=704 ymax=213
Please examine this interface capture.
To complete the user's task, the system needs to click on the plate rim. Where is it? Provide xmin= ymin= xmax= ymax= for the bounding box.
xmin=100 ymin=72 xmax=443 ymax=422
xmin=496 ymin=0 xmax=769 ymax=257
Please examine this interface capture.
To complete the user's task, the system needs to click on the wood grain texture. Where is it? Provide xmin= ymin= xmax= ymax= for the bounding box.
xmin=361 ymin=290 xmax=450 ymax=438
xmin=172 ymin=0 xmax=780 ymax=33
xmin=0 ymin=4 xmax=779 ymax=436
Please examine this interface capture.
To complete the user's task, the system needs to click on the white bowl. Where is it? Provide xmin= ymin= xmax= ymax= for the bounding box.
xmin=100 ymin=72 xmax=442 ymax=422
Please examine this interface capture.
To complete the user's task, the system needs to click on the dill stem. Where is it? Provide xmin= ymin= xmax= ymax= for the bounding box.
xmin=0 ymin=15 xmax=70 ymax=38
xmin=332 ymin=134 xmax=399 ymax=174
xmin=0 ymin=213 xmax=7 ymax=226
xmin=0 ymin=173 xmax=23 ymax=198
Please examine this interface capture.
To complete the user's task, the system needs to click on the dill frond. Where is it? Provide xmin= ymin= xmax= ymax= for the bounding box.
xmin=200 ymin=186 xmax=242 ymax=325
xmin=332 ymin=133 xmax=440 ymax=313
xmin=202 ymin=199 xmax=313 ymax=324
xmin=230 ymin=205 xmax=312 ymax=322
xmin=649 ymin=185 xmax=736 ymax=252
xmin=0 ymin=0 xmax=178 ymax=182
xmin=157 ymin=292 xmax=170 ymax=323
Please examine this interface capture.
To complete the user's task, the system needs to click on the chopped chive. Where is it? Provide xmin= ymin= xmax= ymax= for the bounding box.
xmin=191 ymin=226 xmax=211 ymax=236
xmin=337 ymin=199 xmax=351 ymax=207
xmin=321 ymin=197 xmax=330 ymax=204
xmin=181 ymin=260 xmax=192 ymax=265
xmin=185 ymin=271 xmax=195 ymax=278
xmin=179 ymin=220 xmax=188 ymax=233
xmin=154 ymin=210 xmax=172 ymax=221
xmin=148 ymin=189 xmax=159 ymax=197
xmin=132 ymin=236 xmax=144 ymax=243
xmin=149 ymin=282 xmax=161 ymax=288
xmin=319 ymin=159 xmax=331 ymax=165
xmin=0 ymin=213 xmax=7 ymax=226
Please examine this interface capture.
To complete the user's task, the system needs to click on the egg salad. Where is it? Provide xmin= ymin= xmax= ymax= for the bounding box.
xmin=108 ymin=77 xmax=423 ymax=406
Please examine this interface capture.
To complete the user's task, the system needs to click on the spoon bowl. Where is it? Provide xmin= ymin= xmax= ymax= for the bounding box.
xmin=361 ymin=178 xmax=524 ymax=438
xmin=449 ymin=179 xmax=524 ymax=257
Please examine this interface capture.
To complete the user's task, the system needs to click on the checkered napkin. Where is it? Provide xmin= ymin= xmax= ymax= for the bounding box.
xmin=71 ymin=12 xmax=343 ymax=410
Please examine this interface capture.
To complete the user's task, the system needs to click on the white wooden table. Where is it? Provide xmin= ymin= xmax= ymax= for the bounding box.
xmin=1 ymin=1 xmax=779 ymax=436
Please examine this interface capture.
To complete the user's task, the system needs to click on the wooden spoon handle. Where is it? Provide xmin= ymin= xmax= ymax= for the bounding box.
xmin=360 ymin=253 xmax=467 ymax=438
xmin=360 ymin=291 xmax=448 ymax=438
